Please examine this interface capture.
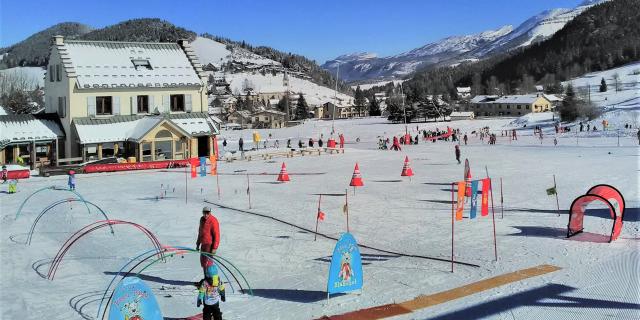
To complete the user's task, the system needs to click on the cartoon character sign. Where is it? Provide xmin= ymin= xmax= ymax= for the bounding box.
xmin=338 ymin=251 xmax=353 ymax=282
xmin=327 ymin=233 xmax=363 ymax=295
xmin=109 ymin=277 xmax=162 ymax=320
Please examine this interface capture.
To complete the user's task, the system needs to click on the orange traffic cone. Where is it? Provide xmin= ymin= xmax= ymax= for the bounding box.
xmin=277 ymin=162 xmax=290 ymax=182
xmin=349 ymin=163 xmax=364 ymax=187
xmin=401 ymin=156 xmax=414 ymax=177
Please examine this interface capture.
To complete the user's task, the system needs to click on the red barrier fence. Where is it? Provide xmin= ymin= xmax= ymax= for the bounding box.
xmin=83 ymin=159 xmax=190 ymax=173
xmin=7 ymin=169 xmax=30 ymax=179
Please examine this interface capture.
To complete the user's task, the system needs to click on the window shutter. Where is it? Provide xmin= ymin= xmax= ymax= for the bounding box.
xmin=185 ymin=94 xmax=192 ymax=113
xmin=162 ymin=95 xmax=170 ymax=113
xmin=149 ymin=96 xmax=155 ymax=113
xmin=131 ymin=96 xmax=138 ymax=115
xmin=49 ymin=66 xmax=54 ymax=82
xmin=87 ymin=96 xmax=96 ymax=117
xmin=113 ymin=96 xmax=120 ymax=115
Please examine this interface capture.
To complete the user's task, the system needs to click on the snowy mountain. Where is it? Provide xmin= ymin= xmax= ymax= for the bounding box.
xmin=323 ymin=0 xmax=608 ymax=83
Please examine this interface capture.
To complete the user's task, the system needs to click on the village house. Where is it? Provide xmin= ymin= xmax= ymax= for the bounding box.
xmin=251 ymin=109 xmax=287 ymax=129
xmin=466 ymin=94 xmax=553 ymax=116
xmin=227 ymin=110 xmax=252 ymax=128
xmin=37 ymin=36 xmax=218 ymax=164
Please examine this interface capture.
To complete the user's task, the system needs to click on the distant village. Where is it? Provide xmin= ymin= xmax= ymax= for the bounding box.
xmin=0 ymin=37 xmax=565 ymax=169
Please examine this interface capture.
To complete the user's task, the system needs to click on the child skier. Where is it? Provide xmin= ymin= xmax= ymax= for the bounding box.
xmin=1 ymin=165 xmax=7 ymax=184
xmin=68 ymin=170 xmax=76 ymax=190
xmin=197 ymin=265 xmax=226 ymax=320
xmin=8 ymin=179 xmax=17 ymax=194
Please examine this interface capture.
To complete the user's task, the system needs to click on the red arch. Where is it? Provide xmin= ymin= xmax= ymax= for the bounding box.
xmin=47 ymin=220 xmax=163 ymax=280
xmin=587 ymin=184 xmax=626 ymax=221
xmin=567 ymin=194 xmax=620 ymax=242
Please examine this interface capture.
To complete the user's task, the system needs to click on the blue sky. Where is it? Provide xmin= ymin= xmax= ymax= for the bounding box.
xmin=1 ymin=0 xmax=585 ymax=63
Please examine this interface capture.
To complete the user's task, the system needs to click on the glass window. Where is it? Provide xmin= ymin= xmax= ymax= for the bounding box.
xmin=141 ymin=143 xmax=152 ymax=162
xmin=137 ymin=95 xmax=149 ymax=113
xmin=170 ymin=94 xmax=185 ymax=112
xmin=174 ymin=140 xmax=184 ymax=159
xmin=96 ymin=96 xmax=112 ymax=115
xmin=131 ymin=59 xmax=153 ymax=70
xmin=155 ymin=140 xmax=172 ymax=160
xmin=86 ymin=144 xmax=98 ymax=161
xmin=155 ymin=130 xmax=172 ymax=139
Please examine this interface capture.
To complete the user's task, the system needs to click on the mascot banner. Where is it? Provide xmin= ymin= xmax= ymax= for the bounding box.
xmin=327 ymin=233 xmax=363 ymax=295
xmin=109 ymin=276 xmax=162 ymax=320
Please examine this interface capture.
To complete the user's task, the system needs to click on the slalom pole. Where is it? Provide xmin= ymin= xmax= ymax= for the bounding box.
xmin=451 ymin=182 xmax=455 ymax=273
xmin=485 ymin=165 xmax=489 ymax=178
xmin=314 ymin=194 xmax=321 ymax=241
xmin=247 ymin=174 xmax=252 ymax=209
xmin=553 ymin=174 xmax=560 ymax=217
xmin=489 ymin=179 xmax=498 ymax=261
xmin=345 ymin=188 xmax=350 ymax=233
xmin=185 ymin=163 xmax=188 ymax=204
xmin=500 ymin=177 xmax=504 ymax=219
xmin=216 ymin=173 xmax=221 ymax=200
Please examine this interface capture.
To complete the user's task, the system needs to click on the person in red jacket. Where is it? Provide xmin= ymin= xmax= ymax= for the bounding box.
xmin=339 ymin=133 xmax=345 ymax=148
xmin=196 ymin=206 xmax=220 ymax=276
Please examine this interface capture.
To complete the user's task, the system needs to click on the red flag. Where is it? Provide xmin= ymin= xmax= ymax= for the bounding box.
xmin=209 ymin=156 xmax=217 ymax=176
xmin=190 ymin=158 xmax=198 ymax=178
xmin=317 ymin=210 xmax=325 ymax=221
xmin=456 ymin=181 xmax=465 ymax=221
xmin=481 ymin=178 xmax=490 ymax=216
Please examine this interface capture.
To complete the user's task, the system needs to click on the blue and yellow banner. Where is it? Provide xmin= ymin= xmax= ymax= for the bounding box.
xmin=327 ymin=233 xmax=363 ymax=295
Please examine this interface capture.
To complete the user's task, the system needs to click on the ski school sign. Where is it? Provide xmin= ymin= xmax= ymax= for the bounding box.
xmin=327 ymin=233 xmax=363 ymax=297
xmin=109 ymin=276 xmax=162 ymax=320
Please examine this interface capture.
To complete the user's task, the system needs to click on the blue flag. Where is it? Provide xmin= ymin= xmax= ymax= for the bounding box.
xmin=470 ymin=180 xmax=479 ymax=219
xmin=327 ymin=233 xmax=363 ymax=295
xmin=199 ymin=157 xmax=207 ymax=177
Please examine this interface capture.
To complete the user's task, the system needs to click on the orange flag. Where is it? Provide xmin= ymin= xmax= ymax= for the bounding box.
xmin=481 ymin=178 xmax=490 ymax=216
xmin=210 ymin=155 xmax=217 ymax=176
xmin=456 ymin=181 xmax=466 ymax=221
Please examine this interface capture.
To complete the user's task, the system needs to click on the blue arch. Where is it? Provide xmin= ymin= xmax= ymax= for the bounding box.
xmin=26 ymin=198 xmax=114 ymax=245
xmin=15 ymin=186 xmax=90 ymax=220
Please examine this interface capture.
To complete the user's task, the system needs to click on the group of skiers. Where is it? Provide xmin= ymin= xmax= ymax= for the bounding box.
xmin=225 ymin=133 xmax=346 ymax=154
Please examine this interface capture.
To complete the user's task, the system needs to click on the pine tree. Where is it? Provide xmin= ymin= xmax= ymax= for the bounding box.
xmin=354 ymin=85 xmax=366 ymax=107
xmin=368 ymin=96 xmax=381 ymax=116
xmin=559 ymin=84 xmax=579 ymax=121
xmin=276 ymin=95 xmax=289 ymax=113
xmin=599 ymin=77 xmax=607 ymax=92
xmin=295 ymin=93 xmax=309 ymax=120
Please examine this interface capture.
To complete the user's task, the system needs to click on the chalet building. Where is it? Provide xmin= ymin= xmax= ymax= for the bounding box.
xmin=467 ymin=94 xmax=553 ymax=116
xmin=41 ymin=36 xmax=218 ymax=163
xmin=314 ymin=101 xmax=365 ymax=119
xmin=227 ymin=110 xmax=252 ymax=128
xmin=0 ymin=114 xmax=65 ymax=167
xmin=251 ymin=110 xmax=287 ymax=129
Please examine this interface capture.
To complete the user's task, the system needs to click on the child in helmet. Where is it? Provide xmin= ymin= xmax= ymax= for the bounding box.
xmin=197 ymin=264 xmax=226 ymax=320
xmin=68 ymin=170 xmax=76 ymax=190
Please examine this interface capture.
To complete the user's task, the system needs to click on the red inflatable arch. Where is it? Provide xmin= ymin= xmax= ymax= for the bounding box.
xmin=567 ymin=184 xmax=626 ymax=242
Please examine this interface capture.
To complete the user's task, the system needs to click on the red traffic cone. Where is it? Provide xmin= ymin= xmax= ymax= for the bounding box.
xmin=349 ymin=163 xmax=364 ymax=187
xmin=277 ymin=162 xmax=290 ymax=182
xmin=401 ymin=156 xmax=414 ymax=177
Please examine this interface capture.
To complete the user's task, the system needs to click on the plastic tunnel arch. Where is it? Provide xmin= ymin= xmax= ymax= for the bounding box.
xmin=567 ymin=184 xmax=626 ymax=242
xmin=15 ymin=186 xmax=90 ymax=220
xmin=26 ymin=198 xmax=114 ymax=245
xmin=47 ymin=220 xmax=164 ymax=280
xmin=97 ymin=246 xmax=253 ymax=320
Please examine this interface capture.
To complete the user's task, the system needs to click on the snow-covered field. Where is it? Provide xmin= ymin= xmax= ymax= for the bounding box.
xmin=1 ymin=117 xmax=638 ymax=319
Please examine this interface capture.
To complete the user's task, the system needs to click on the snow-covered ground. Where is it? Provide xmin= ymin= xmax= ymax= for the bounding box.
xmin=1 ymin=117 xmax=638 ymax=319
xmin=224 ymin=73 xmax=354 ymax=107
xmin=0 ymin=66 xmax=46 ymax=89
xmin=191 ymin=37 xmax=281 ymax=68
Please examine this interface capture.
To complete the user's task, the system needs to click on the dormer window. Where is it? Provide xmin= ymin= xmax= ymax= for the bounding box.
xmin=131 ymin=59 xmax=152 ymax=70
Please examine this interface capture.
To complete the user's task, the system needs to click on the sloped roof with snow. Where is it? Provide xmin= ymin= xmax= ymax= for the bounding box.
xmin=73 ymin=113 xmax=217 ymax=144
xmin=470 ymin=95 xmax=499 ymax=103
xmin=493 ymin=94 xmax=549 ymax=104
xmin=0 ymin=114 xmax=65 ymax=143
xmin=62 ymin=40 xmax=203 ymax=89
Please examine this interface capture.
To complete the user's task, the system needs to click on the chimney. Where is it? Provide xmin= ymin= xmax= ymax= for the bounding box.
xmin=53 ymin=35 xmax=64 ymax=45
xmin=177 ymin=39 xmax=189 ymax=47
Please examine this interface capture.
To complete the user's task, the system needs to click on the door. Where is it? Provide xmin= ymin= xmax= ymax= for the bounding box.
xmin=197 ymin=136 xmax=209 ymax=157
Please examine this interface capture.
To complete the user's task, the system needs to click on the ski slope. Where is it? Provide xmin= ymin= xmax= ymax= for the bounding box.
xmin=1 ymin=117 xmax=638 ymax=319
